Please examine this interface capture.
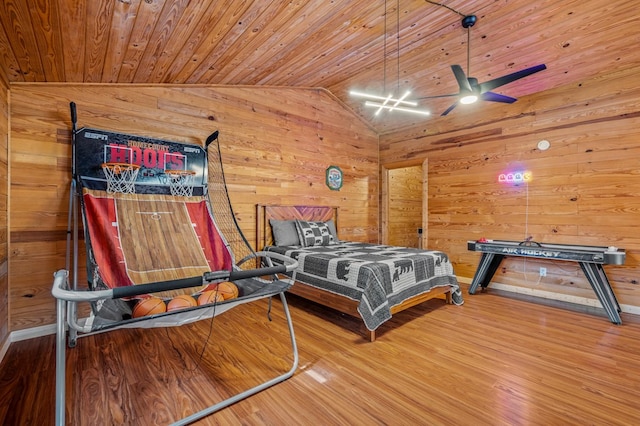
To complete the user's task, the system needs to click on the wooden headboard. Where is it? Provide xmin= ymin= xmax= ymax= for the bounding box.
xmin=256 ymin=204 xmax=339 ymax=249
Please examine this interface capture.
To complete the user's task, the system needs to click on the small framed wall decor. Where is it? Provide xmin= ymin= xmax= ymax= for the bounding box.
xmin=325 ymin=165 xmax=343 ymax=191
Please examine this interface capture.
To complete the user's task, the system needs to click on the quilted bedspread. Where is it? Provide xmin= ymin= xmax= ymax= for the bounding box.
xmin=266 ymin=242 xmax=463 ymax=331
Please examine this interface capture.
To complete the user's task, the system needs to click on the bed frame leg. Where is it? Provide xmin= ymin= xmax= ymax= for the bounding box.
xmin=368 ymin=330 xmax=376 ymax=342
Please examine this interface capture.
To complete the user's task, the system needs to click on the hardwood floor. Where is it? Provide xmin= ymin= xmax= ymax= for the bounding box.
xmin=1 ymin=284 xmax=640 ymax=425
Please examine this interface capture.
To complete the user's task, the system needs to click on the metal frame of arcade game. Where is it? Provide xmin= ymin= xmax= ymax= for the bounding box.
xmin=467 ymin=239 xmax=626 ymax=324
xmin=51 ymin=102 xmax=300 ymax=425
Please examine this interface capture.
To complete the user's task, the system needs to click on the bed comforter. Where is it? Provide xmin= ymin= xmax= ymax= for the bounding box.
xmin=266 ymin=242 xmax=463 ymax=330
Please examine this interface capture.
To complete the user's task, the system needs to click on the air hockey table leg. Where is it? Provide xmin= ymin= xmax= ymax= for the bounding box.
xmin=469 ymin=253 xmax=505 ymax=295
xmin=594 ymin=264 xmax=622 ymax=312
xmin=580 ymin=262 xmax=622 ymax=324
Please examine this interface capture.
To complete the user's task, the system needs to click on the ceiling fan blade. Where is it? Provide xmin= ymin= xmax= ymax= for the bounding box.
xmin=417 ymin=93 xmax=459 ymax=100
xmin=441 ymin=102 xmax=458 ymax=116
xmin=417 ymin=65 xmax=473 ymax=101
xmin=481 ymin=92 xmax=517 ymax=103
xmin=479 ymin=64 xmax=547 ymax=93
xmin=451 ymin=65 xmax=472 ymax=92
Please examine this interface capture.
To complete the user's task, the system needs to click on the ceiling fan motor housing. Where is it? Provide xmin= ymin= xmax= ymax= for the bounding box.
xmin=461 ymin=15 xmax=477 ymax=28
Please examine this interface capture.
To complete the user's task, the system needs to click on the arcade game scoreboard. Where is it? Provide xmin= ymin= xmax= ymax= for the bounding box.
xmin=467 ymin=239 xmax=626 ymax=324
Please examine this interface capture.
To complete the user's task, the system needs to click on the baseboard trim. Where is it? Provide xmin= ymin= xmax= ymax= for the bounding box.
xmin=1 ymin=325 xmax=57 ymax=365
xmin=457 ymin=276 xmax=640 ymax=316
xmin=0 ymin=336 xmax=10 ymax=365
xmin=11 ymin=324 xmax=57 ymax=342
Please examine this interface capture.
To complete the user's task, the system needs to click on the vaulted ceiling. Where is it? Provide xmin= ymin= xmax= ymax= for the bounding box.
xmin=1 ymin=0 xmax=637 ymax=133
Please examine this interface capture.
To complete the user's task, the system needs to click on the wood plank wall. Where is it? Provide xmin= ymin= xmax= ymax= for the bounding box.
xmin=7 ymin=84 xmax=379 ymax=331
xmin=0 ymin=78 xmax=8 ymax=347
xmin=380 ymin=64 xmax=640 ymax=310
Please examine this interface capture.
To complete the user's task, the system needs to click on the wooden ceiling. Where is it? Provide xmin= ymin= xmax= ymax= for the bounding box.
xmin=1 ymin=0 xmax=637 ymax=133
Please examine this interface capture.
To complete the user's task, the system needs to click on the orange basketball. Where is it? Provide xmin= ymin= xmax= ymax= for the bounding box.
xmin=132 ymin=297 xmax=167 ymax=318
xmin=197 ymin=290 xmax=224 ymax=306
xmin=166 ymin=294 xmax=198 ymax=311
xmin=210 ymin=282 xmax=239 ymax=300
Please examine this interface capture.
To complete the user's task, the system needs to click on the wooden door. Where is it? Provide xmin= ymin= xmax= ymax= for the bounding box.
xmin=382 ymin=159 xmax=428 ymax=247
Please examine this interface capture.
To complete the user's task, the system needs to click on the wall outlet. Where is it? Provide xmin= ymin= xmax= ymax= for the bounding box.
xmin=539 ymin=267 xmax=547 ymax=277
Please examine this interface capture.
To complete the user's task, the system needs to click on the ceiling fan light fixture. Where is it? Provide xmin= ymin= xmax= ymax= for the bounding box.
xmin=460 ymin=94 xmax=478 ymax=104
xmin=419 ymin=7 xmax=546 ymax=116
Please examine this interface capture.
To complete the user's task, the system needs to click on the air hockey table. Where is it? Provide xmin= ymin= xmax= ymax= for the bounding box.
xmin=467 ymin=239 xmax=626 ymax=324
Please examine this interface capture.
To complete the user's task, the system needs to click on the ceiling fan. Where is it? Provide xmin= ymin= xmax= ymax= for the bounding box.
xmin=421 ymin=15 xmax=547 ymax=116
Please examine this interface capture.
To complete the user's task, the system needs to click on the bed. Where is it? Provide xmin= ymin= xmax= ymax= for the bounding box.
xmin=257 ymin=204 xmax=463 ymax=341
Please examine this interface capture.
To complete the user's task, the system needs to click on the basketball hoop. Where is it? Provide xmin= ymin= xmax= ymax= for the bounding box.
xmin=165 ymin=169 xmax=196 ymax=196
xmin=101 ymin=163 xmax=140 ymax=194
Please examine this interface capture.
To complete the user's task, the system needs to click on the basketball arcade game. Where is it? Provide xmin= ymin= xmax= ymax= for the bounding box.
xmin=51 ymin=103 xmax=299 ymax=425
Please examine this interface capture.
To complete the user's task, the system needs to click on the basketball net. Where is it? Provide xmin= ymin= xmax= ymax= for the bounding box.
xmin=165 ymin=170 xmax=196 ymax=197
xmin=101 ymin=163 xmax=140 ymax=194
